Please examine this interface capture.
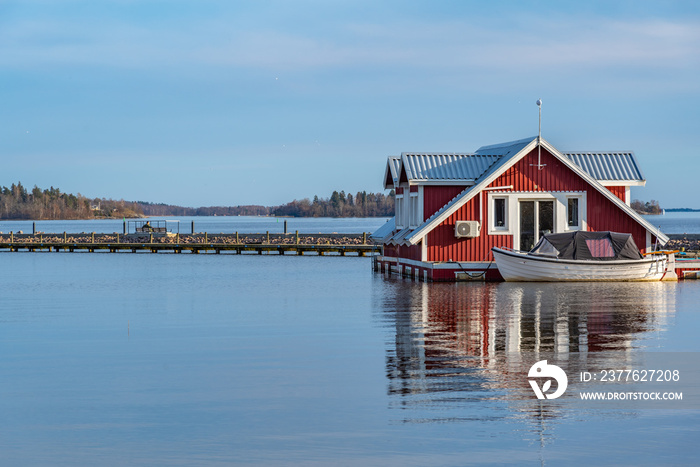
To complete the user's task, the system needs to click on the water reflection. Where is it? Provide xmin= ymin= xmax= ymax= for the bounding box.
xmin=375 ymin=278 xmax=676 ymax=425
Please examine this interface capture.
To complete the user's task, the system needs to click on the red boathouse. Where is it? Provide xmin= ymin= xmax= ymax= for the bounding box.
xmin=372 ymin=136 xmax=668 ymax=281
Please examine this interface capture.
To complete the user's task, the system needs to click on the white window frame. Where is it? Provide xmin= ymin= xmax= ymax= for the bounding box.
xmin=395 ymin=194 xmax=404 ymax=229
xmin=409 ymin=192 xmax=419 ymax=228
xmin=487 ymin=191 xmax=587 ymax=239
xmin=490 ymin=196 xmax=509 ymax=232
xmin=566 ymin=195 xmax=582 ymax=230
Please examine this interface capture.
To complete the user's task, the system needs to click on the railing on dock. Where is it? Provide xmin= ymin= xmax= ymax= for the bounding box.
xmin=0 ymin=231 xmax=380 ymax=256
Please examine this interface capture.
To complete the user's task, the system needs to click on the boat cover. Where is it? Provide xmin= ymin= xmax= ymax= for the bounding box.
xmin=529 ymin=231 xmax=643 ymax=261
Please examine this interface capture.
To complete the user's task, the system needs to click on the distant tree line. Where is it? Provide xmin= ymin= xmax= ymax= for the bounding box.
xmin=137 ymin=202 xmax=270 ymax=217
xmin=631 ymin=199 xmax=663 ymax=215
xmin=0 ymin=182 xmax=143 ymax=219
xmin=271 ymin=190 xmax=395 ymax=217
xmin=0 ymin=182 xmax=395 ymax=219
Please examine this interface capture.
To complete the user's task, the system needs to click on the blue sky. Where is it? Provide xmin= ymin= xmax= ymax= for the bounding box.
xmin=1 ymin=0 xmax=699 ymax=207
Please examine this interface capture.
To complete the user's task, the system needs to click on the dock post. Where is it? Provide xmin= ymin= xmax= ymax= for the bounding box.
xmin=123 ymin=220 xmax=126 ymax=234
xmin=91 ymin=232 xmax=95 ymax=243
xmin=363 ymin=232 xmax=367 ymax=244
xmin=33 ymin=222 xmax=36 ymax=235
xmin=64 ymin=232 xmax=67 ymax=242
xmin=266 ymin=231 xmax=270 ymax=243
xmin=117 ymin=233 xmax=120 ymax=243
xmin=191 ymin=221 xmax=195 ymax=234
xmin=295 ymin=230 xmax=299 ymax=244
xmin=176 ymin=233 xmax=179 ymax=243
xmin=205 ymin=232 xmax=208 ymax=243
xmin=236 ymin=232 xmax=239 ymax=243
xmin=284 ymin=220 xmax=288 ymax=234
xmin=150 ymin=233 xmax=153 ymax=243
xmin=10 ymin=231 xmax=13 ymax=243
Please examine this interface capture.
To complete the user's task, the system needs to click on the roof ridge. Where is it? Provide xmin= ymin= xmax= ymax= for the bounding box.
xmin=476 ymin=136 xmax=535 ymax=152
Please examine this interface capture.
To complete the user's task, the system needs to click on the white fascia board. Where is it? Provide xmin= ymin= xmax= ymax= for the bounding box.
xmin=598 ymin=180 xmax=646 ymax=187
xmin=383 ymin=157 xmax=400 ymax=189
xmin=405 ymin=138 xmax=539 ymax=245
xmin=540 ymin=140 xmax=669 ymax=244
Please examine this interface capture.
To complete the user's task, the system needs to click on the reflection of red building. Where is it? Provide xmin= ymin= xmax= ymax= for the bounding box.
xmin=383 ymin=280 xmax=674 ymax=403
xmin=372 ymin=137 xmax=668 ymax=281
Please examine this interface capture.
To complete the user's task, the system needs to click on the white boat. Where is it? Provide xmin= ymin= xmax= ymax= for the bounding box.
xmin=492 ymin=231 xmax=673 ymax=282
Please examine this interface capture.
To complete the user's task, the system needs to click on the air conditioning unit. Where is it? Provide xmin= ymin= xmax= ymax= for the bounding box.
xmin=455 ymin=220 xmax=481 ymax=238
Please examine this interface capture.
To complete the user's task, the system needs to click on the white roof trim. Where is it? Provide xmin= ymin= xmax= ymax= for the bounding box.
xmin=404 ymin=137 xmax=668 ymax=246
xmin=383 ymin=156 xmax=400 ymax=189
xmin=598 ymin=180 xmax=646 ymax=187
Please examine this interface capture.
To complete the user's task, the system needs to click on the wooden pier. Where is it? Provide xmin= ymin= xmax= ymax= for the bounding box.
xmin=0 ymin=232 xmax=381 ymax=256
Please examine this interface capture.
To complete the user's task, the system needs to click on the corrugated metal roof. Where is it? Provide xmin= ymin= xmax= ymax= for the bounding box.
xmin=388 ymin=138 xmax=645 ymax=188
xmin=564 ymin=152 xmax=644 ymax=181
xmin=370 ymin=217 xmax=395 ymax=241
xmin=401 ymin=153 xmax=501 ymax=181
xmin=388 ymin=156 xmax=401 ymax=181
xmin=475 ymin=137 xmax=534 ymax=157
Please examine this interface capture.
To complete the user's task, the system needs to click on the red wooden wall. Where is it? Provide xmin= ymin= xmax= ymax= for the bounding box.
xmin=606 ymin=185 xmax=626 ymax=203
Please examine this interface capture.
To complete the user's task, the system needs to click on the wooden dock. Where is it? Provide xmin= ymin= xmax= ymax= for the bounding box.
xmin=0 ymin=232 xmax=381 ymax=256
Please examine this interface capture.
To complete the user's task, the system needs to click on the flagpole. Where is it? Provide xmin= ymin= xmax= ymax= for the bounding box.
xmin=537 ymin=98 xmax=542 ymax=170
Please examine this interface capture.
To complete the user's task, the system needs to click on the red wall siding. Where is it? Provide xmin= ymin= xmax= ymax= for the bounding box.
xmin=382 ymin=243 xmax=422 ymax=261
xmin=606 ymin=186 xmax=626 ymax=203
xmin=396 ymin=244 xmax=422 ymax=261
xmin=423 ymin=186 xmax=465 ymax=221
xmin=427 ymin=193 xmax=514 ymax=262
xmin=426 ymin=147 xmax=651 ymax=262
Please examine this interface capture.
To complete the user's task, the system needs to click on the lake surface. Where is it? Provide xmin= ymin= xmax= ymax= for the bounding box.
xmin=1 ymin=216 xmax=699 ymax=465
xmin=0 ymin=216 xmax=392 ymax=235
xmin=643 ymin=211 xmax=700 ymax=234
xmin=0 ymin=211 xmax=696 ymax=236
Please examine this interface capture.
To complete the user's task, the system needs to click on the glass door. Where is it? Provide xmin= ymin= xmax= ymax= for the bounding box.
xmin=519 ymin=200 xmax=554 ymax=251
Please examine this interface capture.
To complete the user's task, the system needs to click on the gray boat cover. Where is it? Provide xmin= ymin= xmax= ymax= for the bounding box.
xmin=529 ymin=231 xmax=643 ymax=261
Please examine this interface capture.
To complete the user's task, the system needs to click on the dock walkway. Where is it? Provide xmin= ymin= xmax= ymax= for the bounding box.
xmin=0 ymin=232 xmax=380 ymax=256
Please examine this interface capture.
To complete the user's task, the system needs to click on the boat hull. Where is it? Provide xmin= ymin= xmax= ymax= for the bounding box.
xmin=492 ymin=247 xmax=668 ymax=282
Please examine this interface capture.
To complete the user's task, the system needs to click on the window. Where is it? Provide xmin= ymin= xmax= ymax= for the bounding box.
xmin=409 ymin=193 xmax=419 ymax=228
xmin=494 ymin=198 xmax=506 ymax=228
xmin=585 ymin=238 xmax=615 ymax=258
xmin=395 ymin=195 xmax=404 ymax=228
xmin=568 ymin=198 xmax=579 ymax=227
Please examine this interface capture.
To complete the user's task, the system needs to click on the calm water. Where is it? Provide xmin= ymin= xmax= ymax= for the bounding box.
xmin=643 ymin=211 xmax=700 ymax=234
xmin=0 ymin=212 xmax=695 ymax=235
xmin=1 ymin=216 xmax=699 ymax=465
xmin=0 ymin=216 xmax=392 ymax=235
